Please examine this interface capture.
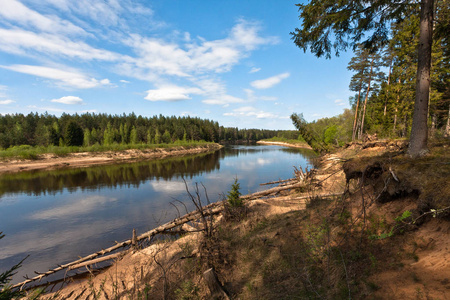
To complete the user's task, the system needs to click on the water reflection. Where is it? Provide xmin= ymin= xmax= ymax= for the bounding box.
xmin=0 ymin=150 xmax=222 ymax=198
xmin=0 ymin=145 xmax=316 ymax=285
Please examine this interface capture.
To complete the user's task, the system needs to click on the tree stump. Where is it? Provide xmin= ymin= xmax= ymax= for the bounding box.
xmin=203 ymin=268 xmax=230 ymax=300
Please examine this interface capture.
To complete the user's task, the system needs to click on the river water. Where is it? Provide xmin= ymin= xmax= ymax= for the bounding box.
xmin=0 ymin=145 xmax=315 ymax=285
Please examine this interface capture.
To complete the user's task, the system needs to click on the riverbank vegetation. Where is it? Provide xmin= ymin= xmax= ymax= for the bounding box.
xmin=0 ymin=113 xmax=303 ymax=161
xmin=0 ymin=113 xmax=290 ymax=150
xmin=0 ymin=141 xmax=215 ymax=161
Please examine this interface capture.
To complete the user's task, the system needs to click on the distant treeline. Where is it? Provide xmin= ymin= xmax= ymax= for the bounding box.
xmin=0 ymin=112 xmax=300 ymax=148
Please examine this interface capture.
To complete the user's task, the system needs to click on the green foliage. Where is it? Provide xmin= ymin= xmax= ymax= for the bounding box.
xmin=65 ymin=121 xmax=84 ymax=146
xmin=0 ymin=112 xmax=311 ymax=151
xmin=291 ymin=110 xmax=353 ymax=151
xmin=323 ymin=125 xmax=338 ymax=145
xmin=0 ymin=232 xmax=25 ymax=300
xmin=227 ymin=178 xmax=242 ymax=207
xmin=291 ymin=0 xmax=408 ymax=58
xmin=174 ymin=280 xmax=199 ymax=300
xmin=370 ymin=210 xmax=412 ymax=240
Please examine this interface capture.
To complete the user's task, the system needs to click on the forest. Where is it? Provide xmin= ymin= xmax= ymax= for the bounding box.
xmin=291 ymin=0 xmax=450 ymax=152
xmin=0 ymin=112 xmax=299 ymax=149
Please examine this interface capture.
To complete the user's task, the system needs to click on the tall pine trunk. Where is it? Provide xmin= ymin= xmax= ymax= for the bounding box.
xmin=408 ymin=0 xmax=434 ymax=157
xmin=445 ymin=104 xmax=450 ymax=137
xmin=352 ymin=82 xmax=363 ymax=141
xmin=384 ymin=63 xmax=392 ymax=116
xmin=359 ymin=59 xmax=374 ymax=139
xmin=393 ymin=77 xmax=401 ymax=135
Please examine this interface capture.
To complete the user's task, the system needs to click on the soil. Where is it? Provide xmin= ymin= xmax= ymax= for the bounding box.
xmin=256 ymin=140 xmax=313 ymax=149
xmin=0 ymin=144 xmax=222 ymax=175
xmin=17 ymin=139 xmax=450 ymax=299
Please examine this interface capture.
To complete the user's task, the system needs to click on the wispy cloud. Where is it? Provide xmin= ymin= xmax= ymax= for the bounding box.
xmin=0 ymin=99 xmax=15 ymax=105
xmin=122 ymin=20 xmax=278 ymax=80
xmin=334 ymin=99 xmax=345 ymax=106
xmin=245 ymin=89 xmax=278 ymax=102
xmin=224 ymin=106 xmax=279 ymax=119
xmin=29 ymin=196 xmax=117 ymax=220
xmin=51 ymin=96 xmax=84 ymax=105
xmin=0 ymin=29 xmax=121 ymax=61
xmin=202 ymin=94 xmax=244 ymax=106
xmin=145 ymin=85 xmax=203 ymax=102
xmin=0 ymin=0 xmax=87 ymax=35
xmin=0 ymin=2 xmax=281 ymax=110
xmin=250 ymin=72 xmax=290 ymax=89
xmin=1 ymin=64 xmax=111 ymax=89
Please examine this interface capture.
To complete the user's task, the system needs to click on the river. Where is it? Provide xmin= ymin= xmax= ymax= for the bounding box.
xmin=0 ymin=144 xmax=315 ymax=285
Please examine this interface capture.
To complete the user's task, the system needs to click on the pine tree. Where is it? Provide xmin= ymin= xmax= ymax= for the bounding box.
xmin=65 ymin=121 xmax=83 ymax=146
xmin=227 ymin=178 xmax=242 ymax=207
xmin=291 ymin=0 xmax=436 ymax=157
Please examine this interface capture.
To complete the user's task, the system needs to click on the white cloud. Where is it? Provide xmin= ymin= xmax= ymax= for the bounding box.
xmin=244 ymin=89 xmax=277 ymax=102
xmin=259 ymin=96 xmax=278 ymax=101
xmin=50 ymin=96 xmax=84 ymax=105
xmin=249 ymin=67 xmax=261 ymax=73
xmin=202 ymin=94 xmax=244 ymax=105
xmin=224 ymin=106 xmax=278 ymax=119
xmin=334 ymin=99 xmax=345 ymax=106
xmin=122 ymin=20 xmax=278 ymax=79
xmin=250 ymin=72 xmax=290 ymax=89
xmin=150 ymin=180 xmax=186 ymax=193
xmin=30 ymin=196 xmax=117 ymax=220
xmin=42 ymin=0 xmax=154 ymax=26
xmin=0 ymin=85 xmax=8 ymax=98
xmin=120 ymin=79 xmax=130 ymax=83
xmin=0 ymin=99 xmax=15 ymax=105
xmin=1 ymin=64 xmax=111 ymax=89
xmin=0 ymin=0 xmax=87 ymax=35
xmin=145 ymin=85 xmax=203 ymax=102
xmin=0 ymin=28 xmax=121 ymax=61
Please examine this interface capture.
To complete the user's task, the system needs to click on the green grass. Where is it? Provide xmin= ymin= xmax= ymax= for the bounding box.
xmin=0 ymin=141 xmax=216 ymax=160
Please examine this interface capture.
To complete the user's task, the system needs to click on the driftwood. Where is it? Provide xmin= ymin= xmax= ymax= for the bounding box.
xmin=203 ymin=268 xmax=230 ymax=300
xmin=68 ymin=252 xmax=123 ymax=270
xmin=11 ymin=202 xmax=225 ymax=290
xmin=241 ymin=181 xmax=306 ymax=200
xmin=260 ymin=178 xmax=296 ymax=186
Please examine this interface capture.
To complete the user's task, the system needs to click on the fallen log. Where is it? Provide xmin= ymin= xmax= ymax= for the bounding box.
xmin=260 ymin=178 xmax=296 ymax=186
xmin=11 ymin=202 xmax=225 ymax=290
xmin=68 ymin=252 xmax=123 ymax=270
xmin=241 ymin=181 xmax=306 ymax=200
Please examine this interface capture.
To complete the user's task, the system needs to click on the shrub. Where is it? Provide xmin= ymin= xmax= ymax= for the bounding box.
xmin=227 ymin=178 xmax=242 ymax=207
xmin=0 ymin=232 xmax=25 ymax=300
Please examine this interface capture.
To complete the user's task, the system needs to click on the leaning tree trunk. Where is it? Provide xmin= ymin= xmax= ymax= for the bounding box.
xmin=408 ymin=0 xmax=434 ymax=157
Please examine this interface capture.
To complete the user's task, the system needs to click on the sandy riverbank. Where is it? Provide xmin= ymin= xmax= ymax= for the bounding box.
xmin=256 ymin=140 xmax=313 ymax=149
xmin=0 ymin=143 xmax=222 ymax=175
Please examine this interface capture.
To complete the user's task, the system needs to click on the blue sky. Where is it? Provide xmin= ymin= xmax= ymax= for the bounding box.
xmin=0 ymin=0 xmax=354 ymax=130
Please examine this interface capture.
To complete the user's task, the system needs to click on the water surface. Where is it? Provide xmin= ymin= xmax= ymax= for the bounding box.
xmin=0 ymin=145 xmax=315 ymax=285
